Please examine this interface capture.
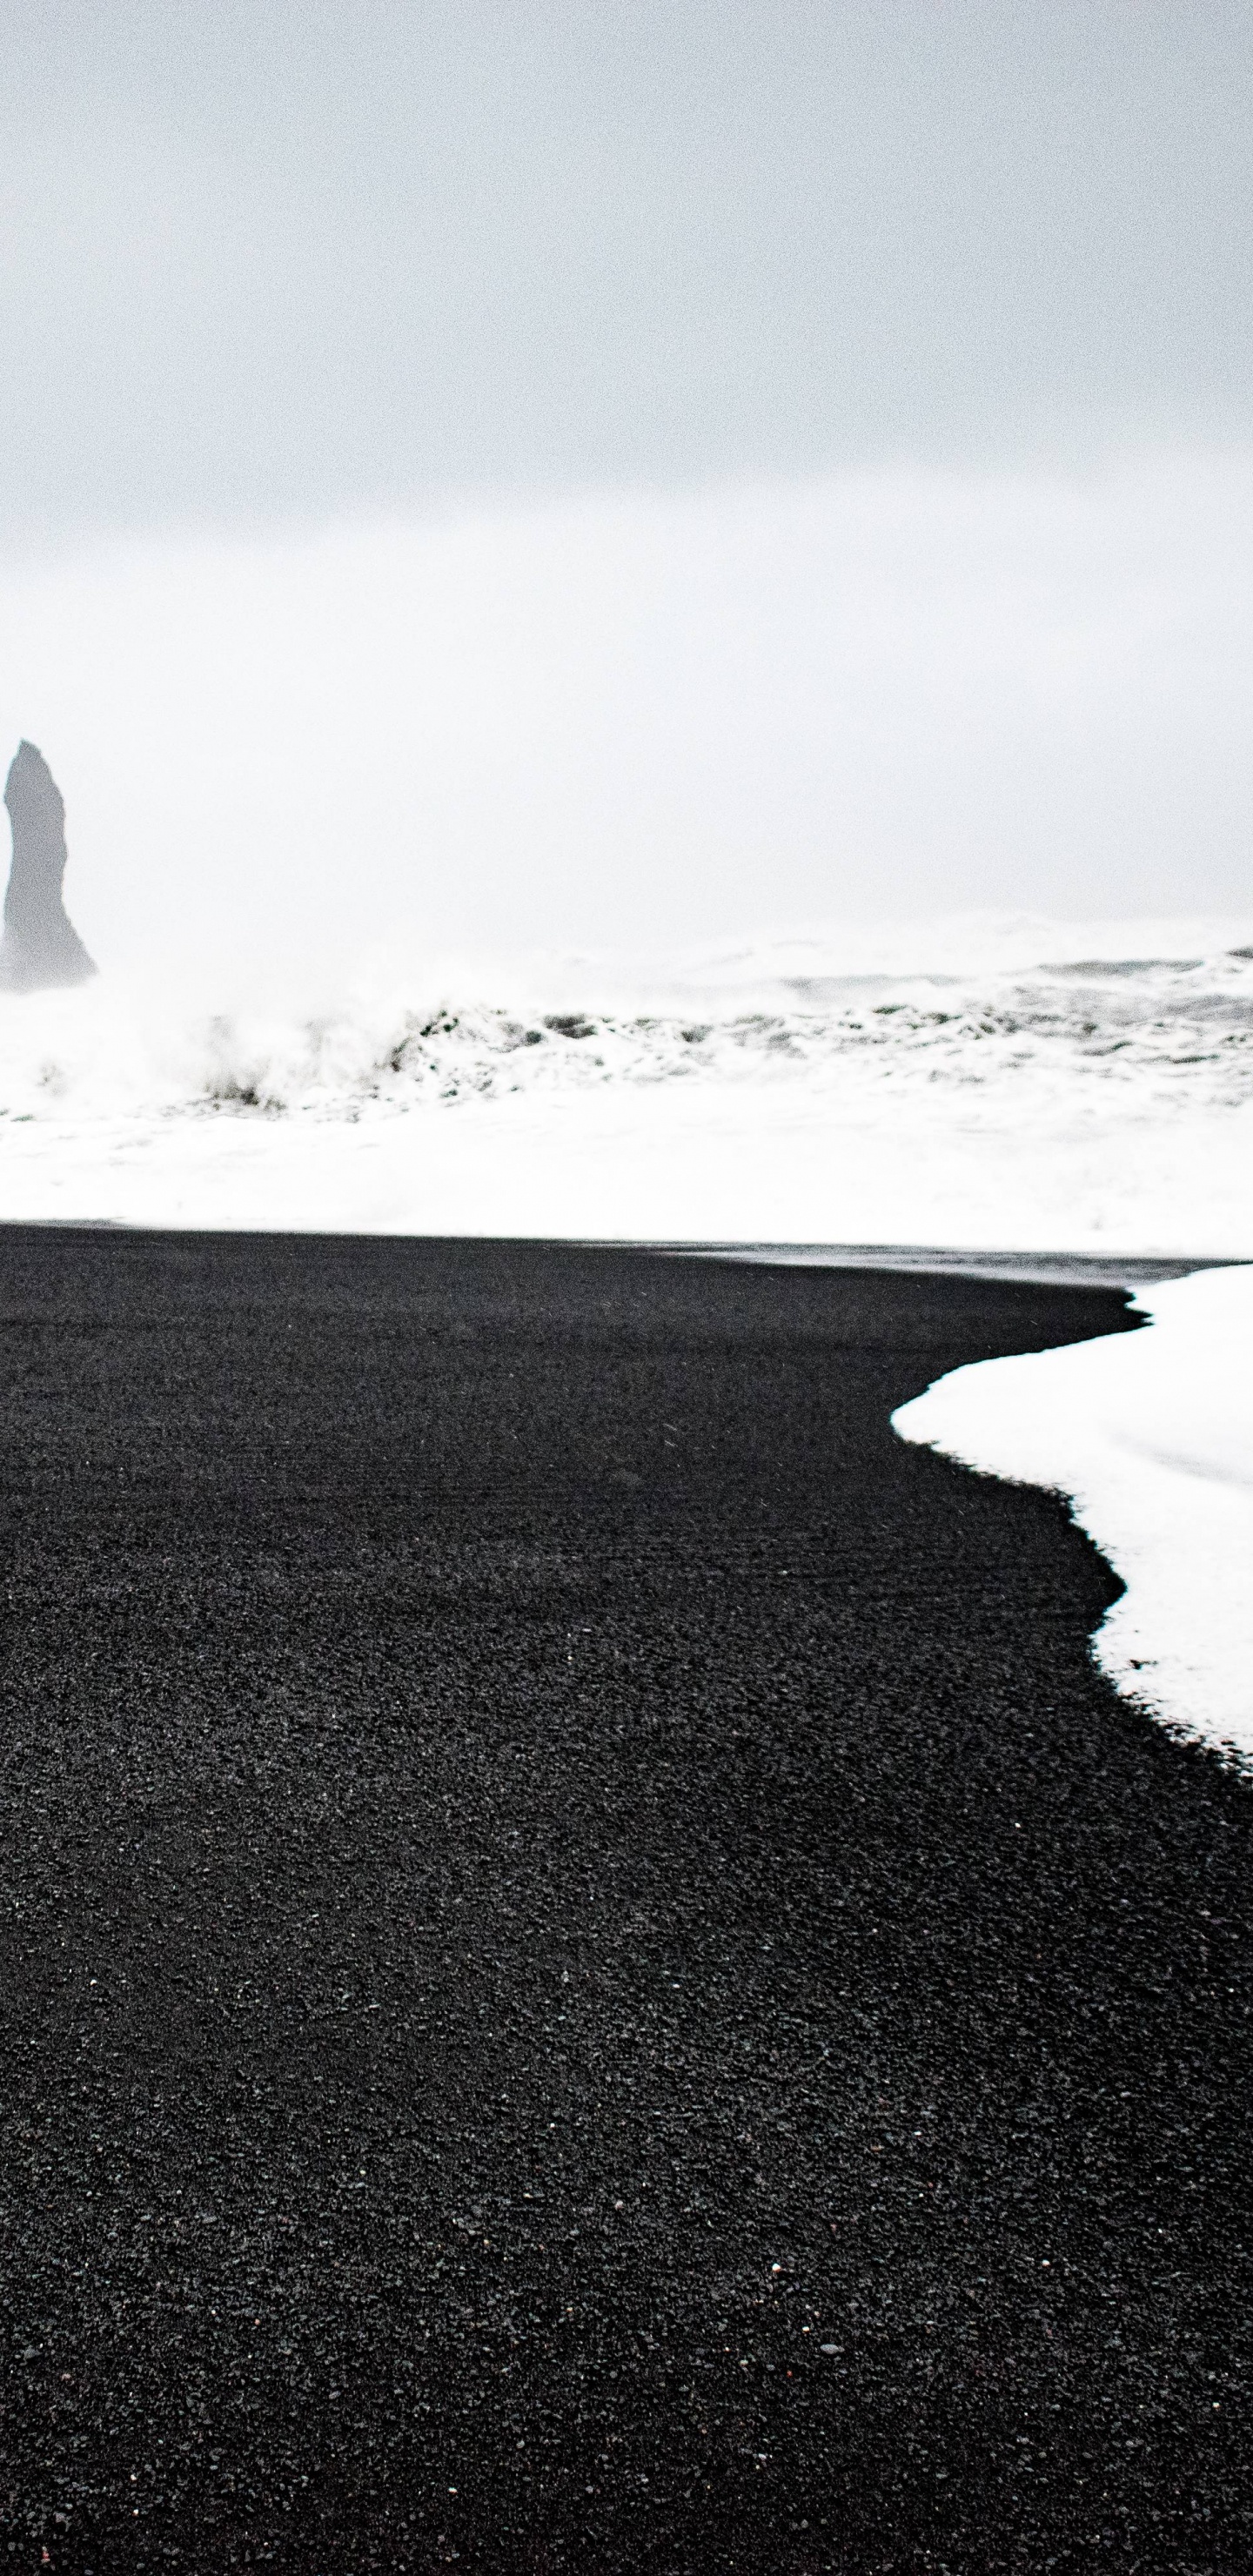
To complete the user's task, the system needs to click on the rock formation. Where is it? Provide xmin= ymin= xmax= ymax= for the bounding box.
xmin=0 ymin=741 xmax=96 ymax=991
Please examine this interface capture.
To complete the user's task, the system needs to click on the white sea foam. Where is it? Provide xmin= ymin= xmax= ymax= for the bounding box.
xmin=5 ymin=919 xmax=1248 ymax=1759
xmin=0 ymin=916 xmax=1250 ymax=1247
xmin=893 ymin=1267 xmax=1253 ymax=1762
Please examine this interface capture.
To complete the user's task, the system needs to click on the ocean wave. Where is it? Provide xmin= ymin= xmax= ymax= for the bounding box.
xmin=3 ymin=929 xmax=1253 ymax=1128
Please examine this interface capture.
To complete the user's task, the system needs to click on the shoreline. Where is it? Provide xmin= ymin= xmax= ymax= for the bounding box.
xmin=1 ymin=1080 xmax=1250 ymax=1256
xmin=0 ymin=1214 xmax=1243 ymax=1290
xmin=0 ymin=1233 xmax=1246 ymax=2571
xmin=641 ymin=1241 xmax=1243 ymax=1288
xmin=896 ymin=1263 xmax=1253 ymax=1762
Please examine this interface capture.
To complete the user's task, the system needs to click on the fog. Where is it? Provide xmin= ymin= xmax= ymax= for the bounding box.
xmin=3 ymin=4 xmax=1251 ymax=967
xmin=1 ymin=454 xmax=1250 ymax=978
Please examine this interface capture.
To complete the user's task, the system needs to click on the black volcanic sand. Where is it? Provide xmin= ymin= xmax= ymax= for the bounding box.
xmin=0 ymin=1230 xmax=1248 ymax=2576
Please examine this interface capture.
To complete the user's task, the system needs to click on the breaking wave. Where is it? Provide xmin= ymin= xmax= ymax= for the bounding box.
xmin=3 ymin=920 xmax=1253 ymax=1130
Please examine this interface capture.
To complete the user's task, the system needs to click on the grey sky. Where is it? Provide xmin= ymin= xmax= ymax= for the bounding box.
xmin=4 ymin=0 xmax=1252 ymax=544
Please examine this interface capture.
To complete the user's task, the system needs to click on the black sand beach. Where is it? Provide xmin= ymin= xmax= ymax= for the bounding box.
xmin=0 ymin=1228 xmax=1248 ymax=2574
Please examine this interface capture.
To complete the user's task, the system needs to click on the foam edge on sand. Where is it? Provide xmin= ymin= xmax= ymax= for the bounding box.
xmin=892 ymin=1265 xmax=1253 ymax=1765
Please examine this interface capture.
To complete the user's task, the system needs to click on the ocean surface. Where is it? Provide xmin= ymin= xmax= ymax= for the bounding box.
xmin=2 ymin=913 xmax=1251 ymax=1248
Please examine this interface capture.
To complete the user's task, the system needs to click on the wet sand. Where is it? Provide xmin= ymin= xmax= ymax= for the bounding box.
xmin=0 ymin=1230 xmax=1248 ymax=2573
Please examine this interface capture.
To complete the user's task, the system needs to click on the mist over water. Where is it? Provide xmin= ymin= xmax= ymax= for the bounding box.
xmin=3 ymin=452 xmax=1251 ymax=1249
xmin=3 ymin=453 xmax=1253 ymax=983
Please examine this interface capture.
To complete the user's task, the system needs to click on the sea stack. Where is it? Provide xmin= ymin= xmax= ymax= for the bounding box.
xmin=0 ymin=741 xmax=96 ymax=991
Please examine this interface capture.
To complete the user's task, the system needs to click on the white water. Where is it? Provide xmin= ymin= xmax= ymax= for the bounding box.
xmin=4 ymin=915 xmax=1249 ymax=1759
xmin=893 ymin=1267 xmax=1253 ymax=1764
xmin=1 ymin=915 xmax=1250 ymax=1246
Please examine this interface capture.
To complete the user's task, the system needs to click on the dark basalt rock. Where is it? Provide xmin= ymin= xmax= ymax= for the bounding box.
xmin=0 ymin=741 xmax=96 ymax=991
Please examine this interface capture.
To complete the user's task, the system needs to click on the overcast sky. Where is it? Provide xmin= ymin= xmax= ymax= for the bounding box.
xmin=4 ymin=0 xmax=1251 ymax=538
xmin=3 ymin=2 xmax=1251 ymax=954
